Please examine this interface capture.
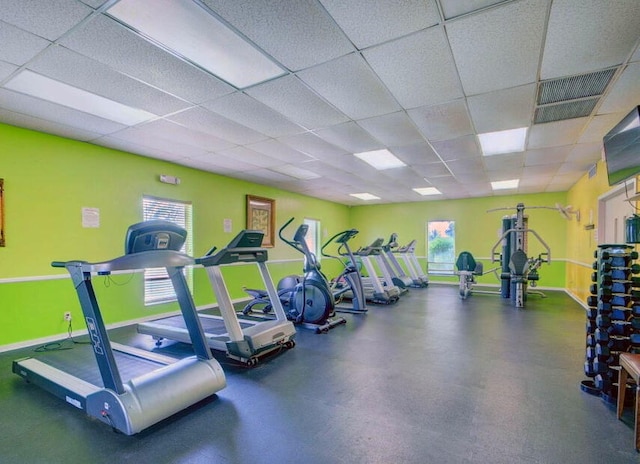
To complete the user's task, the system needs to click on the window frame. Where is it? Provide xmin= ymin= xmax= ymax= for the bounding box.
xmin=426 ymin=220 xmax=456 ymax=275
xmin=142 ymin=195 xmax=193 ymax=306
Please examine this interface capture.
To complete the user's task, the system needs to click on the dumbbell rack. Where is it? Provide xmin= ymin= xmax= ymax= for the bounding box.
xmin=582 ymin=244 xmax=640 ymax=402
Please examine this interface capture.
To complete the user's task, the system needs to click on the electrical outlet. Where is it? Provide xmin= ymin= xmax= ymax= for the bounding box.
xmin=64 ymin=311 xmax=72 ymax=322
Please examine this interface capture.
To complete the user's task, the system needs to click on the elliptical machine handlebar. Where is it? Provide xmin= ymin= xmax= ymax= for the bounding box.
xmin=321 ymin=229 xmax=358 ymax=259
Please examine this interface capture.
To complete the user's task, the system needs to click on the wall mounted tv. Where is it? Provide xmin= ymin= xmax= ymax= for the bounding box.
xmin=603 ymin=105 xmax=640 ymax=186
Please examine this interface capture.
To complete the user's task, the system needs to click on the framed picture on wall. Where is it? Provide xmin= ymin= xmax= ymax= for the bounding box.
xmin=246 ymin=195 xmax=275 ymax=247
xmin=0 ymin=178 xmax=4 ymax=247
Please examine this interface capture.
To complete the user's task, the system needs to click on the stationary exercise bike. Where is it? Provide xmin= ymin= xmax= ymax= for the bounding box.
xmin=243 ymin=218 xmax=346 ymax=333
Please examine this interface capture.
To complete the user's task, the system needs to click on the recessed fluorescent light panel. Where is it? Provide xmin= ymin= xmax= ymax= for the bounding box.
xmin=478 ymin=127 xmax=528 ymax=156
xmin=107 ymin=0 xmax=284 ymax=88
xmin=491 ymin=179 xmax=520 ymax=190
xmin=412 ymin=187 xmax=442 ymax=196
xmin=354 ymin=149 xmax=406 ymax=170
xmin=349 ymin=193 xmax=380 ymax=200
xmin=4 ymin=70 xmax=156 ymax=125
xmin=271 ymin=164 xmax=321 ymax=180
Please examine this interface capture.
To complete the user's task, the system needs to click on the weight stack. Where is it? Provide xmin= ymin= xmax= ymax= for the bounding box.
xmin=581 ymin=244 xmax=640 ymax=402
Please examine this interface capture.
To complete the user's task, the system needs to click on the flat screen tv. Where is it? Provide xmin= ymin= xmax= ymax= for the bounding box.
xmin=603 ymin=105 xmax=640 ymax=186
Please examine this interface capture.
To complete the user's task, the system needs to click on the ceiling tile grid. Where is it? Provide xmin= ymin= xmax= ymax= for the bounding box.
xmin=0 ymin=0 xmax=638 ymax=206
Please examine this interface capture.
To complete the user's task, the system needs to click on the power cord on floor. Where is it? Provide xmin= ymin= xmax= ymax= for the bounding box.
xmin=33 ymin=319 xmax=90 ymax=352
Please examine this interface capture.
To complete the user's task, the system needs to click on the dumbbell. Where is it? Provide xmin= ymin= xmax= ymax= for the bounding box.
xmin=586 ymin=319 xmax=597 ymax=334
xmin=601 ymin=250 xmax=639 ymax=260
xmin=587 ymin=295 xmax=598 ymax=307
xmin=589 ymin=283 xmax=598 ymax=295
xmin=632 ymin=305 xmax=640 ymax=317
xmin=596 ymin=314 xmax=611 ymax=328
xmin=610 ymin=308 xmax=630 ymax=321
xmin=607 ymin=336 xmax=630 ymax=352
xmin=598 ymin=301 xmax=613 ymax=313
xmin=603 ymin=282 xmax=632 ymax=294
xmin=595 ymin=343 xmax=610 ymax=357
xmin=608 ymin=321 xmax=631 ymax=336
xmin=586 ymin=333 xmax=596 ymax=347
xmin=585 ymin=307 xmax=597 ymax=319
xmin=595 ymin=328 xmax=609 ymax=343
xmin=630 ymin=333 xmax=640 ymax=346
xmin=594 ymin=373 xmax=616 ymax=392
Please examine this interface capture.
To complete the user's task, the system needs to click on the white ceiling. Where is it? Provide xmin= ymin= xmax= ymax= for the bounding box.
xmin=0 ymin=0 xmax=639 ymax=205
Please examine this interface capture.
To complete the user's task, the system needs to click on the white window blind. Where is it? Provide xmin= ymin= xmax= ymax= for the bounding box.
xmin=142 ymin=196 xmax=193 ymax=305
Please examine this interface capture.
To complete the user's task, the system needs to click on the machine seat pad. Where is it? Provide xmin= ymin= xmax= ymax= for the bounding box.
xmin=509 ymin=250 xmax=529 ymax=275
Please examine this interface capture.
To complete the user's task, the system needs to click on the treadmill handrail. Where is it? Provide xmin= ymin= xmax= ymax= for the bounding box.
xmin=52 ymin=250 xmax=195 ymax=274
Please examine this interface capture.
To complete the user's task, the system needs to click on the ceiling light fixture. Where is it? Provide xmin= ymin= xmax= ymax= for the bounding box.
xmin=491 ymin=179 xmax=520 ymax=190
xmin=412 ymin=187 xmax=442 ymax=196
xmin=271 ymin=164 xmax=321 ymax=180
xmin=349 ymin=193 xmax=381 ymax=201
xmin=3 ymin=70 xmax=156 ymax=125
xmin=107 ymin=0 xmax=284 ymax=88
xmin=354 ymin=149 xmax=406 ymax=170
xmin=478 ymin=127 xmax=528 ymax=156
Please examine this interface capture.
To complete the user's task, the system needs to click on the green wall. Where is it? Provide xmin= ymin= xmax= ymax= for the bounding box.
xmin=348 ymin=192 xmax=568 ymax=288
xmin=0 ymin=123 xmax=349 ymax=346
xmin=0 ymin=122 xmax=572 ymax=348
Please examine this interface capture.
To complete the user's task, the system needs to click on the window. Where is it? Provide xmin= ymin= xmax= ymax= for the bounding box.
xmin=142 ymin=196 xmax=193 ymax=305
xmin=303 ymin=218 xmax=321 ymax=260
xmin=427 ymin=220 xmax=455 ymax=274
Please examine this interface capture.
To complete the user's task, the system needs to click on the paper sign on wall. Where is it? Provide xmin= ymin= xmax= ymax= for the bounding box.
xmin=82 ymin=207 xmax=100 ymax=228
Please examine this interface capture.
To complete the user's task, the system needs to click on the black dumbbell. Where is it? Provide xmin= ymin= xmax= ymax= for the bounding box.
xmin=595 ymin=343 xmax=610 ymax=357
xmin=589 ymin=283 xmax=598 ymax=295
xmin=607 ymin=336 xmax=629 ymax=351
xmin=630 ymin=333 xmax=640 ymax=346
xmin=585 ymin=307 xmax=597 ymax=319
xmin=608 ymin=321 xmax=631 ymax=336
xmin=595 ymin=328 xmax=609 ymax=343
xmin=586 ymin=334 xmax=596 ymax=347
xmin=632 ymin=305 xmax=640 ymax=317
xmin=587 ymin=295 xmax=598 ymax=307
xmin=598 ymin=301 xmax=613 ymax=313
xmin=584 ymin=360 xmax=596 ymax=377
xmin=596 ymin=314 xmax=611 ymax=328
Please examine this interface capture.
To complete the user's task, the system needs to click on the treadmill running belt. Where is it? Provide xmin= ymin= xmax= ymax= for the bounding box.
xmin=153 ymin=315 xmax=254 ymax=334
xmin=34 ymin=344 xmax=164 ymax=388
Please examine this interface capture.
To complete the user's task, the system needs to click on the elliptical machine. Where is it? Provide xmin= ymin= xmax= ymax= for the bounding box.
xmin=321 ymin=228 xmax=367 ymax=314
xmin=243 ymin=218 xmax=346 ymax=333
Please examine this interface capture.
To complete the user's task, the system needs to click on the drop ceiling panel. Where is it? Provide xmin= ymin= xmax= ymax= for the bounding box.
xmin=446 ymin=158 xmax=485 ymax=175
xmin=0 ymin=21 xmax=50 ymax=66
xmin=96 ymin=136 xmax=185 ymax=161
xmin=522 ymin=163 xmax=563 ymax=176
xmin=320 ymin=0 xmax=439 ymax=49
xmin=557 ymin=161 xmax=590 ymax=175
xmin=412 ymin=163 xmax=453 ymax=178
xmin=633 ymin=46 xmax=640 ymax=62
xmin=467 ymin=84 xmax=536 ymax=133
xmin=541 ymin=0 xmax=640 ymax=79
xmin=357 ymin=112 xmax=425 ymax=147
xmin=408 ymin=99 xmax=473 ymax=142
xmin=134 ymin=119 xmax=235 ymax=152
xmin=28 ymin=46 xmax=191 ymax=115
xmin=245 ymin=139 xmax=316 ymax=164
xmin=246 ymin=75 xmax=349 ymax=129
xmin=297 ymin=53 xmax=400 ymax=120
xmin=314 ymin=121 xmax=381 ymax=153
xmin=203 ymin=92 xmax=305 ymax=138
xmin=189 ymin=152 xmax=261 ymax=172
xmin=439 ymin=0 xmax=509 ymax=20
xmin=0 ymin=0 xmax=92 ymax=41
xmin=364 ymin=27 xmax=463 ymax=109
xmin=109 ymin=125 xmax=209 ymax=158
xmin=0 ymin=88 xmax=126 ymax=134
xmin=524 ymin=146 xmax=572 ymax=166
xmin=278 ymin=132 xmax=346 ymax=159
xmin=454 ymin=172 xmax=490 ymax=184
xmin=527 ymin=118 xmax=588 ymax=149
xmin=80 ymin=0 xmax=106 ymax=7
xmin=380 ymin=167 xmax=428 ymax=184
xmin=483 ymin=153 xmax=524 ymax=172
xmin=565 ymin=142 xmax=602 ymax=164
xmin=0 ymin=61 xmax=18 ymax=81
xmin=0 ymin=107 xmax=103 ymax=141
xmin=577 ymin=113 xmax=627 ymax=144
xmin=59 ymin=14 xmax=234 ymax=104
xmin=392 ymin=143 xmax=441 ymax=164
xmin=431 ymin=135 xmax=480 ymax=161
xmin=233 ymin=168 xmax=298 ymax=184
xmin=215 ymin=146 xmax=283 ymax=168
xmin=168 ymin=107 xmax=268 ymax=145
xmin=598 ymin=62 xmax=640 ymax=114
xmin=446 ymin=0 xmax=547 ymax=95
xmin=201 ymin=0 xmax=354 ymax=71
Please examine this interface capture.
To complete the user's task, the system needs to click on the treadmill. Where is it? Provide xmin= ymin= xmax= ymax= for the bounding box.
xmin=13 ymin=220 xmax=226 ymax=435
xmin=354 ymin=238 xmax=400 ymax=304
xmin=137 ymin=230 xmax=296 ymax=366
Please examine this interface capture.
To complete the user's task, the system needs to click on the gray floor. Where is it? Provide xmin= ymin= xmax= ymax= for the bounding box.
xmin=0 ymin=284 xmax=638 ymax=463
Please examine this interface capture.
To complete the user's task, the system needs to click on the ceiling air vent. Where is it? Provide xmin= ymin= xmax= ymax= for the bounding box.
xmin=534 ymin=67 xmax=617 ymax=124
xmin=534 ymin=98 xmax=599 ymax=124
xmin=537 ymin=68 xmax=617 ymax=105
